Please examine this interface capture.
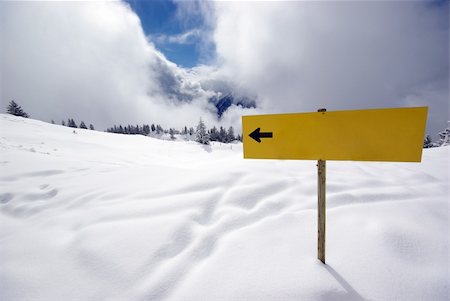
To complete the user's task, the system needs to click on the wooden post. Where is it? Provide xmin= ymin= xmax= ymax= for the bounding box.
xmin=317 ymin=159 xmax=326 ymax=263
xmin=317 ymin=108 xmax=326 ymax=263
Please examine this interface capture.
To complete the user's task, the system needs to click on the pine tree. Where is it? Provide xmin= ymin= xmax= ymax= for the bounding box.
xmin=7 ymin=100 xmax=29 ymax=118
xmin=219 ymin=126 xmax=227 ymax=143
xmin=169 ymin=128 xmax=175 ymax=140
xmin=62 ymin=120 xmax=66 ymax=126
xmin=143 ymin=124 xmax=150 ymax=135
xmin=196 ymin=118 xmax=210 ymax=145
xmin=437 ymin=125 xmax=450 ymax=146
xmin=68 ymin=118 xmax=77 ymax=128
xmin=51 ymin=120 xmax=55 ymax=124
xmin=79 ymin=121 xmax=87 ymax=129
xmin=227 ymin=126 xmax=235 ymax=142
xmin=89 ymin=124 xmax=94 ymax=130
xmin=210 ymin=126 xmax=219 ymax=141
xmin=423 ymin=135 xmax=434 ymax=148
xmin=156 ymin=125 xmax=163 ymax=134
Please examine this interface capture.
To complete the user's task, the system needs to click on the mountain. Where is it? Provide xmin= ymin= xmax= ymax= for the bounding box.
xmin=209 ymin=93 xmax=257 ymax=117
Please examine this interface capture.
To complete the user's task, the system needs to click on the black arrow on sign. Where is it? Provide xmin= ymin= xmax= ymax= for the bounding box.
xmin=249 ymin=128 xmax=273 ymax=143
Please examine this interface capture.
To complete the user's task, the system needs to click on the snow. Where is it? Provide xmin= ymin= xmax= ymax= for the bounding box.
xmin=0 ymin=114 xmax=448 ymax=301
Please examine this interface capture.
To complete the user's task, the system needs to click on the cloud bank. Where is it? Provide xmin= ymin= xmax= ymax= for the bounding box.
xmin=209 ymin=1 xmax=448 ymax=136
xmin=1 ymin=1 xmax=448 ymax=137
xmin=0 ymin=1 xmax=249 ymax=131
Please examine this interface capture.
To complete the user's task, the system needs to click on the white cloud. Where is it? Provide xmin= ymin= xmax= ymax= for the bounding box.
xmin=1 ymin=0 xmax=448 ymax=139
xmin=153 ymin=29 xmax=202 ymax=45
xmin=0 ymin=1 xmax=226 ymax=130
xmin=209 ymin=1 xmax=449 ymax=137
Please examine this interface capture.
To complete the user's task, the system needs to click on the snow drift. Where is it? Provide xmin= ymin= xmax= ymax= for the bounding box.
xmin=0 ymin=114 xmax=448 ymax=300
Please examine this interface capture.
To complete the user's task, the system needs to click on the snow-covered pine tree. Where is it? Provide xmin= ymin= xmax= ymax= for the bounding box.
xmin=423 ymin=135 xmax=434 ymax=148
xmin=169 ymin=128 xmax=175 ymax=140
xmin=51 ymin=120 xmax=55 ymax=124
xmin=7 ymin=100 xmax=29 ymax=118
xmin=155 ymin=125 xmax=160 ymax=134
xmin=62 ymin=120 xmax=66 ymax=126
xmin=89 ymin=124 xmax=95 ymax=130
xmin=196 ymin=118 xmax=210 ymax=145
xmin=143 ymin=124 xmax=150 ymax=135
xmin=437 ymin=125 xmax=450 ymax=146
xmin=227 ymin=126 xmax=235 ymax=142
xmin=210 ymin=126 xmax=219 ymax=141
xmin=79 ymin=121 xmax=87 ymax=129
xmin=219 ymin=126 xmax=227 ymax=143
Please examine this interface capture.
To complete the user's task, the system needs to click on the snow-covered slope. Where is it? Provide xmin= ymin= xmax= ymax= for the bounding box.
xmin=0 ymin=114 xmax=448 ymax=301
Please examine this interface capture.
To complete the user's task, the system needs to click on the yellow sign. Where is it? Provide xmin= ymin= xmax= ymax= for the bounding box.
xmin=242 ymin=107 xmax=428 ymax=162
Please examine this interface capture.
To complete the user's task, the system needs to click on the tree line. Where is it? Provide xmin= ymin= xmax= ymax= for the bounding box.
xmin=58 ymin=118 xmax=95 ymax=130
xmin=105 ymin=118 xmax=242 ymax=144
xmin=6 ymin=100 xmax=96 ymax=130
xmin=106 ymin=124 xmax=166 ymax=135
xmin=423 ymin=130 xmax=450 ymax=148
xmin=6 ymin=100 xmax=448 ymax=147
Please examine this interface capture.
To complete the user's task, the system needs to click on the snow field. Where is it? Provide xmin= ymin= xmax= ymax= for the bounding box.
xmin=0 ymin=114 xmax=448 ymax=300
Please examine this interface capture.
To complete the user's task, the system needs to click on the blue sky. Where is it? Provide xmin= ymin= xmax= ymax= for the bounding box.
xmin=125 ymin=0 xmax=207 ymax=68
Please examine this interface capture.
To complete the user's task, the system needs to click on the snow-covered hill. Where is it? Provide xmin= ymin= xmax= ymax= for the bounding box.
xmin=0 ymin=114 xmax=448 ymax=301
